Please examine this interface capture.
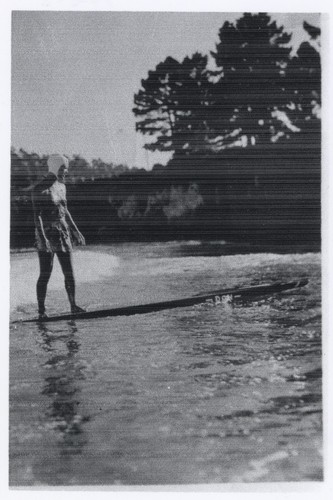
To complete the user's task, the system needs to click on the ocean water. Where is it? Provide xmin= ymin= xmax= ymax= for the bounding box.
xmin=9 ymin=242 xmax=322 ymax=486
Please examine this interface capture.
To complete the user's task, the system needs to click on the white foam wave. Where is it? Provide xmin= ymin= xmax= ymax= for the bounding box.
xmin=129 ymin=252 xmax=320 ymax=276
xmin=10 ymin=249 xmax=119 ymax=310
xmin=10 ymin=249 xmax=319 ymax=310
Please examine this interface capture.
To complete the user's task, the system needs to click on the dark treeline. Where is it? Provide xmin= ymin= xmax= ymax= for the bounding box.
xmin=11 ymin=13 xmax=321 ymax=250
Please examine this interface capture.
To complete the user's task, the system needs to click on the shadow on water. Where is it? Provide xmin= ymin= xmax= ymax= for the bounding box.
xmin=37 ymin=321 xmax=90 ymax=459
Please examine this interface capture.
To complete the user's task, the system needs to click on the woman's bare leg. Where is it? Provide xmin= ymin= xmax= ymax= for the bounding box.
xmin=37 ymin=251 xmax=54 ymax=317
xmin=57 ymin=252 xmax=85 ymax=313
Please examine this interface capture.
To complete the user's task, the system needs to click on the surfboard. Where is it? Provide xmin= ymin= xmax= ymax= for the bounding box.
xmin=13 ymin=278 xmax=308 ymax=324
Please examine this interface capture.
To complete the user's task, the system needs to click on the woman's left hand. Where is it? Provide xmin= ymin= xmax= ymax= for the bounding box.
xmin=74 ymin=230 xmax=86 ymax=246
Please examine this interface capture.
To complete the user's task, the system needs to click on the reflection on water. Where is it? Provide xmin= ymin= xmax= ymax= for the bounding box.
xmin=9 ymin=244 xmax=322 ymax=485
xmin=9 ymin=321 xmax=92 ymax=485
xmin=38 ymin=321 xmax=90 ymax=458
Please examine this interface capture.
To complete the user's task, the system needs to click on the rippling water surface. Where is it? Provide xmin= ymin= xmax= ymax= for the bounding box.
xmin=9 ymin=242 xmax=322 ymax=485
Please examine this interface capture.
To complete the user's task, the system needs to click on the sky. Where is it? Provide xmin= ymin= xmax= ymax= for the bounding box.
xmin=11 ymin=10 xmax=320 ymax=169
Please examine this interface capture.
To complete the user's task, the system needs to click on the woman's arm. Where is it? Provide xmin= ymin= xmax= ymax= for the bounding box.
xmin=32 ymin=192 xmax=52 ymax=252
xmin=65 ymin=208 xmax=86 ymax=245
xmin=34 ymin=213 xmax=52 ymax=252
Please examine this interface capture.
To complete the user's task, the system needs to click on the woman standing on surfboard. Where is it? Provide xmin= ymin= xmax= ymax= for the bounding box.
xmin=32 ymin=154 xmax=86 ymax=319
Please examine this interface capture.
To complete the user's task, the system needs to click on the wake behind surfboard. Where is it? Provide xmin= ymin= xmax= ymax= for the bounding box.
xmin=12 ymin=279 xmax=308 ymax=324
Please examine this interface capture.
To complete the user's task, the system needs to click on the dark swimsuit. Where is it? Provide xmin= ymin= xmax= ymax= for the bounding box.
xmin=33 ymin=180 xmax=73 ymax=253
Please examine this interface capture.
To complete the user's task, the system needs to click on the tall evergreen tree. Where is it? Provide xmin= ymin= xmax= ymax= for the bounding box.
xmin=133 ymin=53 xmax=211 ymax=157
xmin=133 ymin=13 xmax=321 ymax=161
xmin=282 ymin=23 xmax=321 ymax=149
xmin=209 ymin=13 xmax=293 ymax=149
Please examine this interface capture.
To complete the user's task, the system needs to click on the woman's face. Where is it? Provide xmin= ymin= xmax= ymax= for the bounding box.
xmin=57 ymin=164 xmax=68 ymax=183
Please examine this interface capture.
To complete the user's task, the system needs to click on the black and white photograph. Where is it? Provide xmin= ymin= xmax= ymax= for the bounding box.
xmin=5 ymin=0 xmax=330 ymax=491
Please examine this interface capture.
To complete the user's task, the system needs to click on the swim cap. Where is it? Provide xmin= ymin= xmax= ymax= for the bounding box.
xmin=47 ymin=154 xmax=69 ymax=176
